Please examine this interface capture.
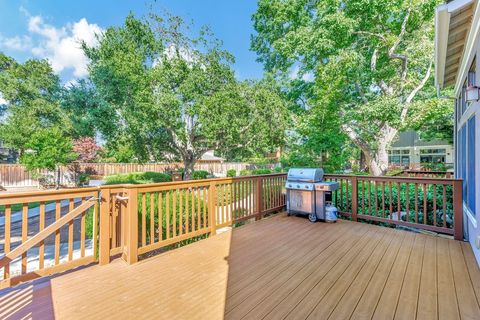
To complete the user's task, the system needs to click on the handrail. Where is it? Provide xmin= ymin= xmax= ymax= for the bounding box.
xmin=0 ymin=199 xmax=95 ymax=268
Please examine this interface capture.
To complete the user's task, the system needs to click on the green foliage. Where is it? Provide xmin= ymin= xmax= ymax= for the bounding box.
xmin=331 ymin=180 xmax=454 ymax=227
xmin=0 ymin=53 xmax=71 ymax=154
xmin=240 ymin=169 xmax=252 ymax=176
xmin=191 ymin=170 xmax=209 ymax=180
xmin=273 ymin=167 xmax=282 ymax=173
xmin=21 ymin=128 xmax=77 ymax=171
xmin=84 ymin=11 xmax=289 ymax=178
xmin=104 ymin=172 xmax=172 ymax=185
xmin=252 ymin=168 xmax=272 ymax=175
xmin=138 ymin=190 xmax=208 ymax=246
xmin=226 ymin=169 xmax=237 ymax=177
xmin=252 ymin=0 xmax=449 ymax=175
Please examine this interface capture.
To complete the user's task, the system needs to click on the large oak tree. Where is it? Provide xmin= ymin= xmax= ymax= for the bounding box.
xmin=252 ymin=0 xmax=451 ymax=175
xmin=84 ymin=13 xmax=288 ymax=179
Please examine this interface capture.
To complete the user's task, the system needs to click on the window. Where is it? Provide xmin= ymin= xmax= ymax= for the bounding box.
xmin=402 ymin=149 xmax=410 ymax=154
xmin=467 ymin=116 xmax=476 ymax=214
xmin=460 ymin=125 xmax=467 ymax=204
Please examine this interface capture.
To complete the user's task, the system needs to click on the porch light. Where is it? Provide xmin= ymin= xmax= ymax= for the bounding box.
xmin=466 ymin=86 xmax=480 ymax=102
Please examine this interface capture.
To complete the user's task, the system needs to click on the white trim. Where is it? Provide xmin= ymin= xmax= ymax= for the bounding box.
xmin=454 ymin=1 xmax=480 ymax=96
xmin=435 ymin=6 xmax=450 ymax=88
xmin=464 ymin=203 xmax=478 ymax=228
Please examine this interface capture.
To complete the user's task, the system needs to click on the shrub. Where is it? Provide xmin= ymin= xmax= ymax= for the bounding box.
xmin=240 ymin=169 xmax=252 ymax=176
xmin=226 ymin=169 xmax=237 ymax=177
xmin=252 ymin=168 xmax=272 ymax=175
xmin=273 ymin=167 xmax=282 ymax=173
xmin=104 ymin=172 xmax=172 ymax=185
xmin=191 ymin=170 xmax=209 ymax=180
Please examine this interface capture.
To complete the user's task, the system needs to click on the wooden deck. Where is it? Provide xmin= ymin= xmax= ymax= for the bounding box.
xmin=0 ymin=213 xmax=479 ymax=320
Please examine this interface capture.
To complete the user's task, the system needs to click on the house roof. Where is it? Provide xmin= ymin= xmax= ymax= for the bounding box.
xmin=391 ymin=131 xmax=452 ymax=148
xmin=435 ymin=0 xmax=477 ymax=91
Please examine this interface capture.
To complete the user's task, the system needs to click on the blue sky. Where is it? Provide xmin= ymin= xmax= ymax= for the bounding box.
xmin=0 ymin=0 xmax=264 ymax=83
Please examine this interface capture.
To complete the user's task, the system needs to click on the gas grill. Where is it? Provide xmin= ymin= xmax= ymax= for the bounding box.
xmin=285 ymin=168 xmax=339 ymax=222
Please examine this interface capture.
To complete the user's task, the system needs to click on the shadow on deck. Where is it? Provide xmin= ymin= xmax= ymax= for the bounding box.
xmin=0 ymin=213 xmax=479 ymax=319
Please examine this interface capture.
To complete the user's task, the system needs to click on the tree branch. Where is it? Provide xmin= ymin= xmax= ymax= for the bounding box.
xmin=401 ymin=59 xmax=433 ymax=121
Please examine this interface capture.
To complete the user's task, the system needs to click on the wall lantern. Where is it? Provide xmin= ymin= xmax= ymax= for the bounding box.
xmin=466 ymin=86 xmax=480 ymax=102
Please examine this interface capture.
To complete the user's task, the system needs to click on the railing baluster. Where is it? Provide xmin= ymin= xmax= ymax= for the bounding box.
xmin=158 ymin=192 xmax=163 ymax=241
xmin=173 ymin=190 xmax=177 ymax=237
xmin=80 ymin=197 xmax=86 ymax=258
xmin=203 ymin=187 xmax=207 ymax=228
xmin=374 ymin=181 xmax=378 ymax=217
xmin=150 ymin=192 xmax=155 ymax=244
xmin=368 ymin=181 xmax=372 ymax=215
xmin=382 ymin=182 xmax=385 ymax=218
xmin=68 ymin=199 xmax=74 ymax=261
xmin=433 ymin=184 xmax=437 ymax=227
xmin=166 ymin=191 xmax=170 ymax=239
xmin=361 ymin=180 xmax=365 ymax=215
xmin=405 ymin=184 xmax=409 ymax=223
xmin=142 ymin=193 xmax=146 ymax=246
xmin=179 ymin=190 xmax=183 ymax=235
xmin=185 ymin=189 xmax=190 ymax=234
xmin=389 ymin=182 xmax=393 ymax=216
xmin=423 ymin=184 xmax=427 ymax=225
xmin=21 ymin=203 xmax=28 ymax=274
xmin=197 ymin=187 xmax=201 ymax=228
xmin=55 ymin=200 xmax=61 ymax=265
xmin=4 ymin=205 xmax=11 ymax=279
xmin=442 ymin=186 xmax=447 ymax=228
xmin=397 ymin=182 xmax=401 ymax=220
xmin=415 ymin=183 xmax=419 ymax=224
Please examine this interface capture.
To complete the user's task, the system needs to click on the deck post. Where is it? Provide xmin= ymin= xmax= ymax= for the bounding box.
xmin=452 ymin=179 xmax=464 ymax=241
xmin=124 ymin=186 xmax=139 ymax=264
xmin=255 ymin=177 xmax=263 ymax=220
xmin=351 ymin=176 xmax=358 ymax=221
xmin=99 ymin=187 xmax=111 ymax=265
xmin=208 ymin=181 xmax=217 ymax=235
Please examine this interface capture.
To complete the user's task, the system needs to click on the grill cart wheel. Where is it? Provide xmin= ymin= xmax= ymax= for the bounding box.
xmin=308 ymin=213 xmax=317 ymax=223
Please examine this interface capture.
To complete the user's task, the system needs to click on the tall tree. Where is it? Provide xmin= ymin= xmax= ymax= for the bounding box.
xmin=0 ymin=53 xmax=70 ymax=157
xmin=84 ymin=13 xmax=288 ymax=178
xmin=252 ymin=0 xmax=450 ymax=175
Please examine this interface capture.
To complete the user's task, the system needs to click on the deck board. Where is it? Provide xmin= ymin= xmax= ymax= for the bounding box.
xmin=0 ymin=213 xmax=479 ymax=320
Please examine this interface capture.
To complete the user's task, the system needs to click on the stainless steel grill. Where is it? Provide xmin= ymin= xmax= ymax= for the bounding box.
xmin=285 ymin=168 xmax=339 ymax=222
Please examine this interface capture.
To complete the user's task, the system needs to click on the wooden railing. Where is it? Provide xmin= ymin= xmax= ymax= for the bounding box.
xmin=98 ymin=174 xmax=286 ymax=264
xmin=0 ymin=172 xmax=464 ymax=289
xmin=324 ymin=174 xmax=463 ymax=240
xmin=0 ymin=188 xmax=99 ymax=288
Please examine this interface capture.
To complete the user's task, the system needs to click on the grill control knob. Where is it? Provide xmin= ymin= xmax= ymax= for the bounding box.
xmin=296 ymin=184 xmax=300 ymax=188
xmin=288 ymin=184 xmax=292 ymax=188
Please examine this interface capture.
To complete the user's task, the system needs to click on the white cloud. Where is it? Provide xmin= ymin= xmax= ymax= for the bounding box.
xmin=0 ymin=35 xmax=32 ymax=51
xmin=27 ymin=15 xmax=103 ymax=77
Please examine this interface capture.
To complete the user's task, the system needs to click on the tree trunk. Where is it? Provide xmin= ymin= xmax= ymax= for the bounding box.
xmin=183 ymin=153 xmax=196 ymax=180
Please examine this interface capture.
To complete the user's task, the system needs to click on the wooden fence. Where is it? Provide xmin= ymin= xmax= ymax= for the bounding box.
xmin=0 ymin=162 xmax=278 ymax=189
xmin=0 ymin=173 xmax=464 ymax=289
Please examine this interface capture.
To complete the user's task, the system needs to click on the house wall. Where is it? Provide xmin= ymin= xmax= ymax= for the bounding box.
xmin=455 ymin=29 xmax=480 ymax=266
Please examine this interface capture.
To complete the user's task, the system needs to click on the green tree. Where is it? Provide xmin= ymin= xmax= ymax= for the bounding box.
xmin=0 ymin=53 xmax=70 ymax=156
xmin=252 ymin=0 xmax=451 ymax=175
xmin=21 ymin=128 xmax=77 ymax=188
xmin=84 ymin=13 xmax=288 ymax=179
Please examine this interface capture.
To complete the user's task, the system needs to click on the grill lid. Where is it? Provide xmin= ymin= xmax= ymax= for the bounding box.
xmin=287 ymin=168 xmax=324 ymax=183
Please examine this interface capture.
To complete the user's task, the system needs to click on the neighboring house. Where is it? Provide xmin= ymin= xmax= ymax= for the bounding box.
xmin=0 ymin=141 xmax=17 ymax=163
xmin=435 ymin=0 xmax=480 ymax=265
xmin=387 ymin=131 xmax=454 ymax=169
xmin=199 ymin=150 xmax=225 ymax=162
